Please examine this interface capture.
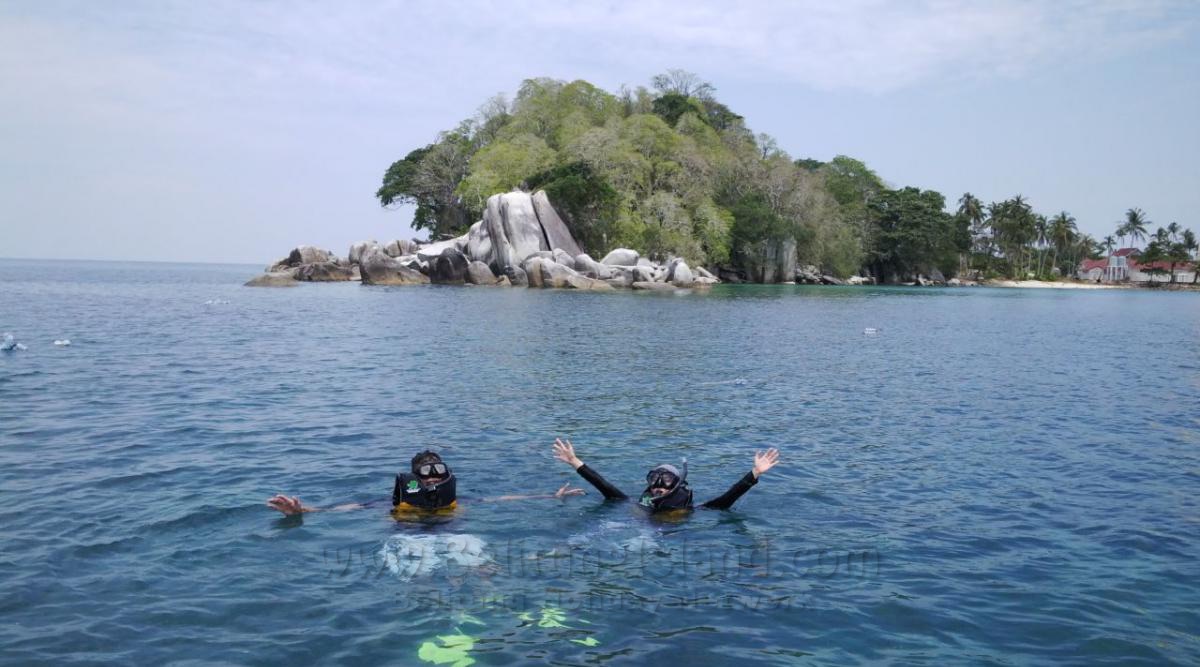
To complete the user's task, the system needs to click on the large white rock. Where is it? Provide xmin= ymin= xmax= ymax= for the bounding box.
xmin=667 ymin=258 xmax=695 ymax=287
xmin=466 ymin=260 xmax=498 ymax=285
xmin=541 ymin=259 xmax=588 ymax=288
xmin=245 ymin=271 xmax=298 ymax=287
xmin=384 ymin=239 xmax=418 ymax=258
xmin=573 ymin=253 xmax=612 ymax=279
xmin=532 ymin=190 xmax=583 ymax=257
xmin=466 ymin=221 xmax=492 ymax=264
xmin=522 ymin=256 xmax=547 ymax=288
xmin=289 ymin=245 xmax=336 ymax=266
xmin=349 ymin=240 xmax=380 ymax=265
xmin=601 ymin=248 xmax=639 ymax=266
xmin=360 ymin=247 xmax=430 ymax=285
xmin=486 ymin=192 xmax=550 ymax=274
xmin=417 ymin=237 xmax=466 ymax=264
xmin=552 ymin=248 xmax=577 ymax=270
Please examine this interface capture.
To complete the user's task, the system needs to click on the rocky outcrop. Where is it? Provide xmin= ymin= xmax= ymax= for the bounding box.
xmin=359 ymin=247 xmax=430 ymax=285
xmin=666 ymin=258 xmax=695 ymax=287
xmin=795 ymin=265 xmax=822 ymax=284
xmin=523 ymin=257 xmax=546 ymax=288
xmin=385 ymin=239 xmax=418 ymax=258
xmin=430 ymin=249 xmax=470 ymax=284
xmin=747 ymin=238 xmax=796 ymax=283
xmin=245 ymin=271 xmax=299 ymax=287
xmin=417 ymin=236 xmax=469 ymax=264
xmin=466 ymin=261 xmax=499 ymax=285
xmin=573 ymin=253 xmax=612 ymax=279
xmin=295 ymin=262 xmax=355 ymax=282
xmin=288 ymin=245 xmax=337 ymax=266
xmin=552 ymin=248 xmax=577 ymax=271
xmin=532 ymin=190 xmax=583 ymax=257
xmin=632 ymin=281 xmax=677 ymax=292
xmin=505 ymin=266 xmax=529 ymax=287
xmin=253 ymin=194 xmax=729 ymax=293
xmin=349 ymin=241 xmax=377 ymax=265
xmin=466 ymin=221 xmax=492 ymax=265
xmin=485 ymin=192 xmax=549 ymax=274
xmin=601 ymin=248 xmax=639 ymax=266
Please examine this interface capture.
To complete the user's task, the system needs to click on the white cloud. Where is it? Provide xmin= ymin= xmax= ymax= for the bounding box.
xmin=0 ymin=1 xmax=1195 ymax=262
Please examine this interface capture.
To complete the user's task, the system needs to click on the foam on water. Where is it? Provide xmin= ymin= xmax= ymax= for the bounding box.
xmin=378 ymin=533 xmax=490 ymax=581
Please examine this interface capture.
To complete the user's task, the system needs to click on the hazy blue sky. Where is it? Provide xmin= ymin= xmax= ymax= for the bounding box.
xmin=2 ymin=1 xmax=1197 ymax=264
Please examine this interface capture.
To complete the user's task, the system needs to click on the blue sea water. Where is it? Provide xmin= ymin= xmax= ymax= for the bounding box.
xmin=1 ymin=258 xmax=1198 ymax=666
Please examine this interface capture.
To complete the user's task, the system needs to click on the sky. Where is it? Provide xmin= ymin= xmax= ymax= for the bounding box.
xmin=1 ymin=0 xmax=1197 ymax=264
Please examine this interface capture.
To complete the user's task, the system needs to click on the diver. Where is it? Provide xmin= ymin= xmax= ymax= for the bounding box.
xmin=551 ymin=438 xmax=780 ymax=511
xmin=267 ymin=449 xmax=584 ymax=516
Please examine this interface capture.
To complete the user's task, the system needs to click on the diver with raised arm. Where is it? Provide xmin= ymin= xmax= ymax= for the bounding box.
xmin=551 ymin=438 xmax=780 ymax=511
xmin=267 ymin=449 xmax=584 ymax=517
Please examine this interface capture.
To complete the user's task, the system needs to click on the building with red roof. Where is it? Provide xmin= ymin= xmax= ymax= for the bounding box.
xmin=1077 ymin=248 xmax=1196 ymax=283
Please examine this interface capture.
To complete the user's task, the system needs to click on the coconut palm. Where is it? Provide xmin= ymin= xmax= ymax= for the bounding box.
xmin=1124 ymin=208 xmax=1149 ymax=248
xmin=1049 ymin=212 xmax=1078 ymax=275
xmin=1183 ymin=229 xmax=1198 ymax=283
xmin=1101 ymin=235 xmax=1115 ymax=256
xmin=1033 ymin=214 xmax=1049 ymax=277
xmin=958 ymin=192 xmax=987 ymax=272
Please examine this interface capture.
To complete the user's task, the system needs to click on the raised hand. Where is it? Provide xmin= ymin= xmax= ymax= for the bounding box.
xmin=266 ymin=494 xmax=310 ymax=515
xmin=752 ymin=448 xmax=780 ymax=479
xmin=554 ymin=482 xmax=586 ymax=498
xmin=553 ymin=438 xmax=583 ymax=469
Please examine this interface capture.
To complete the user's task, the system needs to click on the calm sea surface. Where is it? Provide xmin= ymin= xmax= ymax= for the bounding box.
xmin=1 ymin=258 xmax=1198 ymax=666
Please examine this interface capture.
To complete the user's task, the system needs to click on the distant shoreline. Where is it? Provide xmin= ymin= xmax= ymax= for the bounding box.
xmin=981 ymin=279 xmax=1197 ymax=291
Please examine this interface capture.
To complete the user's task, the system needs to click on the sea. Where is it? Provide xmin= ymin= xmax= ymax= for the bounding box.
xmin=1 ymin=258 xmax=1197 ymax=665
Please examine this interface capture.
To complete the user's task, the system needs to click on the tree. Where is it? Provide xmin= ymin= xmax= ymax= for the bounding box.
xmin=1034 ymin=214 xmax=1049 ymax=277
xmin=1183 ymin=229 xmax=1199 ymax=283
xmin=651 ymin=93 xmax=707 ymax=127
xmin=1124 ymin=208 xmax=1149 ymax=248
xmin=1101 ymin=235 xmax=1115 ymax=257
xmin=864 ymin=187 xmax=958 ymax=282
xmin=957 ymin=192 xmax=987 ymax=273
xmin=1049 ymin=212 xmax=1078 ymax=276
xmin=1136 ymin=239 xmax=1168 ymax=284
xmin=375 ymin=133 xmax=474 ymax=237
xmin=651 ymin=69 xmax=715 ymax=100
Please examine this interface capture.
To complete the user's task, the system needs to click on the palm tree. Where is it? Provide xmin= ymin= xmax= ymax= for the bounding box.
xmin=1124 ymin=208 xmax=1149 ymax=248
xmin=958 ymin=192 xmax=986 ymax=272
xmin=1183 ymin=229 xmax=1198 ymax=284
xmin=1034 ymin=214 xmax=1049 ymax=277
xmin=1049 ymin=212 xmax=1078 ymax=275
xmin=1101 ymin=235 xmax=1115 ymax=256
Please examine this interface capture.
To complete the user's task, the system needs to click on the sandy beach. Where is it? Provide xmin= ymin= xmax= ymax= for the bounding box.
xmin=983 ymin=280 xmax=1128 ymax=290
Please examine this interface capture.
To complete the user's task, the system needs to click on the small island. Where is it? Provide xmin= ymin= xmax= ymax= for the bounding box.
xmin=250 ymin=72 xmax=1197 ymax=290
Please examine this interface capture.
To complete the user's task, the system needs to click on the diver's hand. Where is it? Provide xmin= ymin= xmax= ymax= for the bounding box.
xmin=752 ymin=448 xmax=780 ymax=479
xmin=554 ymin=482 xmax=586 ymax=498
xmin=266 ymin=494 xmax=311 ymax=515
xmin=553 ymin=438 xmax=584 ymax=469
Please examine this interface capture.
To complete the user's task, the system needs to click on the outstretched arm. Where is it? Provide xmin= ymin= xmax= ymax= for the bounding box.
xmin=701 ymin=448 xmax=780 ymax=510
xmin=266 ymin=494 xmax=367 ymax=515
xmin=487 ymin=482 xmax=588 ymax=502
xmin=553 ymin=438 xmax=628 ymax=500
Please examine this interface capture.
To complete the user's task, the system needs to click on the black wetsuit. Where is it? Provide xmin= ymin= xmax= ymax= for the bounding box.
xmin=574 ymin=464 xmax=759 ymax=510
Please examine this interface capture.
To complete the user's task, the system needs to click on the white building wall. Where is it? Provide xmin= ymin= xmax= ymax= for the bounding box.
xmin=1129 ymin=267 xmax=1196 ymax=283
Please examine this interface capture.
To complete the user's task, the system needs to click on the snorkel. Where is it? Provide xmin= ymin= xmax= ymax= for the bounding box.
xmin=393 ymin=450 xmax=457 ymax=508
xmin=639 ymin=457 xmax=693 ymax=511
